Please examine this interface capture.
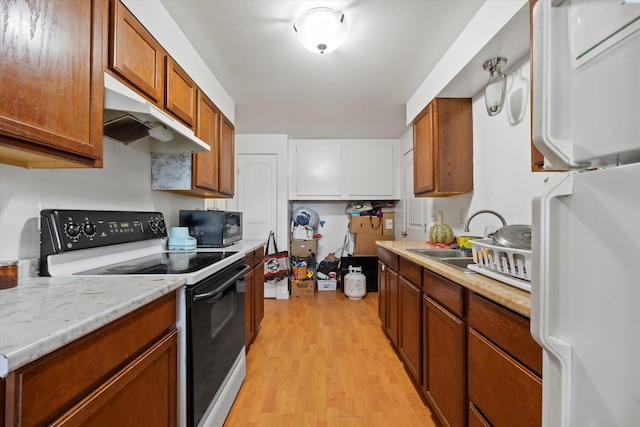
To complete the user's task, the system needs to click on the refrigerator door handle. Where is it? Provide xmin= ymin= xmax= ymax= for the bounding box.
xmin=532 ymin=171 xmax=574 ymax=427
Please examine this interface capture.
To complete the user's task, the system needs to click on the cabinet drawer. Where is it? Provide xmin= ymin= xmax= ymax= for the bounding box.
xmin=377 ymin=247 xmax=398 ymax=270
xmin=423 ymin=270 xmax=463 ymax=318
xmin=468 ymin=329 xmax=542 ymax=427
xmin=244 ymin=251 xmax=255 ymax=267
xmin=468 ymin=403 xmax=491 ymax=427
xmin=399 ymin=258 xmax=421 ymax=288
xmin=50 ymin=330 xmax=177 ymax=426
xmin=253 ymin=246 xmax=265 ymax=267
xmin=468 ymin=292 xmax=542 ymax=376
xmin=5 ymin=293 xmax=176 ymax=426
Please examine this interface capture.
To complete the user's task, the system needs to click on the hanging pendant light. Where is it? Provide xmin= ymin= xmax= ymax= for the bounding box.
xmin=293 ymin=7 xmax=349 ymax=54
xmin=483 ymin=57 xmax=508 ymax=116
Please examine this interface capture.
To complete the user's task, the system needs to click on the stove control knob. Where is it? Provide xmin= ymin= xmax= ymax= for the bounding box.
xmin=83 ymin=222 xmax=97 ymax=237
xmin=157 ymin=219 xmax=166 ymax=232
xmin=65 ymin=223 xmax=81 ymax=238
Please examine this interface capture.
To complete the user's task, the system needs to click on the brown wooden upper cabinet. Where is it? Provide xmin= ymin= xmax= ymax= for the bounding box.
xmin=218 ymin=115 xmax=236 ymax=197
xmin=165 ymin=57 xmax=197 ymax=127
xmin=110 ymin=0 xmax=164 ymax=104
xmin=413 ymin=98 xmax=473 ymax=197
xmin=194 ymin=91 xmax=221 ymax=193
xmin=0 ymin=0 xmax=106 ymax=168
xmin=110 ymin=0 xmax=196 ymax=128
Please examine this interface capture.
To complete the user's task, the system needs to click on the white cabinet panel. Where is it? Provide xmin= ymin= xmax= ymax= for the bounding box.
xmin=341 ymin=145 xmax=395 ymax=198
xmin=293 ymin=144 xmax=341 ymax=198
xmin=289 ymin=140 xmax=398 ymax=200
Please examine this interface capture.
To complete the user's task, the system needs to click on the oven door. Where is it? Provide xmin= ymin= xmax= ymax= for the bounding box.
xmin=186 ymin=261 xmax=249 ymax=426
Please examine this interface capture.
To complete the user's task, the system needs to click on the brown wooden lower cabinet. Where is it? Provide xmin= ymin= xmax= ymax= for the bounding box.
xmin=4 ymin=292 xmax=177 ymax=426
xmin=377 ymin=251 xmax=542 ymax=427
xmin=245 ymin=246 xmax=265 ymax=350
xmin=468 ymin=403 xmax=492 ymax=427
xmin=386 ymin=267 xmax=399 ymax=348
xmin=398 ymin=277 xmax=422 ymax=384
xmin=50 ymin=330 xmax=177 ymax=426
xmin=423 ymin=295 xmax=465 ymax=427
xmin=467 ymin=293 xmax=542 ymax=427
xmin=467 ymin=329 xmax=542 ymax=427
xmin=377 ymin=260 xmax=387 ymax=324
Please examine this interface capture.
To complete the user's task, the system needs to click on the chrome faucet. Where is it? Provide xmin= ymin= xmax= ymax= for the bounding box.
xmin=464 ymin=210 xmax=507 ymax=232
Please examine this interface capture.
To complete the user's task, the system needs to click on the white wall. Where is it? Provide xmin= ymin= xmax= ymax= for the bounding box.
xmin=0 ymin=139 xmax=206 ymax=260
xmin=431 ymin=58 xmax=553 ymax=238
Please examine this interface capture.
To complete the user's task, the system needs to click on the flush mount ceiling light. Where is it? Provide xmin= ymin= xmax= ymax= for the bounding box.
xmin=293 ymin=7 xmax=348 ymax=54
xmin=483 ymin=57 xmax=508 ymax=116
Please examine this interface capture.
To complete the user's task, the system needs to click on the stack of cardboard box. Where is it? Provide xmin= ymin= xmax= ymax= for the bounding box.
xmin=350 ymin=212 xmax=395 ymax=256
xmin=290 ymin=239 xmax=317 ymax=298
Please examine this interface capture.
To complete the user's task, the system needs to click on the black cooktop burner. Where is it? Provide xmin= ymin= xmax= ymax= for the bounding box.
xmin=75 ymin=251 xmax=237 ymax=275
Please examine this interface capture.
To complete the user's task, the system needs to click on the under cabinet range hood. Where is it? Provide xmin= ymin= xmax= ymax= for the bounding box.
xmin=103 ymin=73 xmax=210 ymax=154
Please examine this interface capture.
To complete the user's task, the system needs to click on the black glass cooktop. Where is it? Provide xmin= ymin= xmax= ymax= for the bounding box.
xmin=75 ymin=251 xmax=237 ymax=275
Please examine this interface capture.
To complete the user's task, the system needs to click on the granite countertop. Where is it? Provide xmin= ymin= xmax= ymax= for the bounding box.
xmin=377 ymin=240 xmax=532 ymax=317
xmin=0 ymin=240 xmax=265 ymax=378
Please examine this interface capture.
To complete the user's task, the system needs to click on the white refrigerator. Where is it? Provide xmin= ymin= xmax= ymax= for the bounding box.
xmin=531 ymin=1 xmax=640 ymax=426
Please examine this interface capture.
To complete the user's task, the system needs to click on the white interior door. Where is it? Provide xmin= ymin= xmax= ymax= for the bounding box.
xmin=237 ymin=154 xmax=278 ymax=241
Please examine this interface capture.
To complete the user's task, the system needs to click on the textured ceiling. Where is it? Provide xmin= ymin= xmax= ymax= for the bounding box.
xmin=159 ymin=0 xmax=486 ymax=139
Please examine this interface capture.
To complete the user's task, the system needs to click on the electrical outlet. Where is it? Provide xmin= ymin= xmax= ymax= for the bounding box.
xmin=459 ymin=209 xmax=466 ymax=225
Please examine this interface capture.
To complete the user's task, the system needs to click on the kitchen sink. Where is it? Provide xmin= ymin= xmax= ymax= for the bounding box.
xmin=407 ymin=249 xmax=469 ymax=258
xmin=439 ymin=257 xmax=476 ymax=270
xmin=407 ymin=248 xmax=476 ymax=273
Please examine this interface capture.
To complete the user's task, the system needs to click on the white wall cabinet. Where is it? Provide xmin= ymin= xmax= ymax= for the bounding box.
xmin=289 ymin=139 xmax=398 ymax=200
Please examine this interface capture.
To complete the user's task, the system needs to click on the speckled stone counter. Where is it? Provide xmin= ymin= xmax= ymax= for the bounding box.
xmin=0 ymin=275 xmax=185 ymax=377
xmin=0 ymin=239 xmax=265 ymax=378
xmin=377 ymin=240 xmax=532 ymax=317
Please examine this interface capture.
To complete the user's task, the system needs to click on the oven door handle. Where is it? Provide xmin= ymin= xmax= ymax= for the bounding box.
xmin=194 ymin=264 xmax=251 ymax=302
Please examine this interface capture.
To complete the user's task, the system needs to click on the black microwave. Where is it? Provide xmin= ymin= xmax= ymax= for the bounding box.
xmin=179 ymin=210 xmax=243 ymax=248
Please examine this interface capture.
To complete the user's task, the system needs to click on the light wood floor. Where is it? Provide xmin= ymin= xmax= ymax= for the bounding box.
xmin=224 ymin=291 xmax=438 ymax=426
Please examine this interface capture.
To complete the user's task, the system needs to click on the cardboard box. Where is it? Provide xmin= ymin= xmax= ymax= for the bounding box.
xmin=290 ymin=239 xmax=318 ymax=257
xmin=291 ymin=279 xmax=315 ymax=298
xmin=354 ymin=234 xmax=395 ymax=256
xmin=349 ymin=212 xmax=395 ymax=235
xmin=317 ymin=279 xmax=337 ymax=291
xmin=382 ymin=212 xmax=395 ymax=236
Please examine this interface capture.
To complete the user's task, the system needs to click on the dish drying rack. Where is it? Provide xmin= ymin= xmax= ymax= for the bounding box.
xmin=469 ymin=239 xmax=532 ymax=292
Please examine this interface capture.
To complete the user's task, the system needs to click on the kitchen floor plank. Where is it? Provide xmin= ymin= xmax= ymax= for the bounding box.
xmin=224 ymin=291 xmax=437 ymax=426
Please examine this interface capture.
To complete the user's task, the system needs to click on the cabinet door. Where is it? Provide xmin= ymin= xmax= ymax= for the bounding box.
xmin=244 ymin=267 xmax=255 ymax=347
xmin=165 ymin=56 xmax=196 ymax=127
xmin=218 ymin=115 xmax=235 ymax=196
xmin=111 ymin=0 xmax=164 ymax=103
xmin=413 ymin=98 xmax=473 ymax=196
xmin=413 ymin=103 xmax=435 ymax=194
xmin=341 ymin=144 xmax=395 ymax=199
xmin=253 ymin=260 xmax=265 ymax=327
xmin=468 ymin=328 xmax=542 ymax=427
xmin=0 ymin=0 xmax=104 ymax=167
xmin=194 ymin=91 xmax=220 ymax=192
xmin=425 ymin=296 xmax=466 ymax=427
xmin=292 ymin=143 xmax=341 ymax=198
xmin=50 ymin=330 xmax=177 ymax=427
xmin=386 ymin=268 xmax=399 ymax=348
xmin=378 ymin=261 xmax=387 ymax=325
xmin=398 ymin=277 xmax=422 ymax=385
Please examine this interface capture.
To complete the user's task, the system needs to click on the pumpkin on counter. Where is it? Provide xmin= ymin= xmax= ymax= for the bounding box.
xmin=429 ymin=219 xmax=455 ymax=244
